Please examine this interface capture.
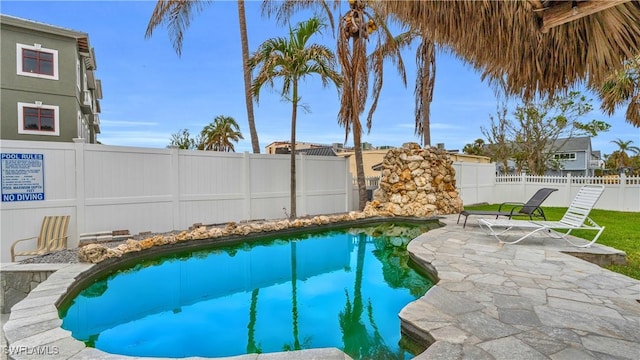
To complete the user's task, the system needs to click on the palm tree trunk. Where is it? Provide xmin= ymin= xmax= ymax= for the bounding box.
xmin=418 ymin=38 xmax=435 ymax=147
xmin=350 ymin=40 xmax=367 ymax=211
xmin=237 ymin=0 xmax=260 ymax=154
xmin=354 ymin=129 xmax=367 ymax=210
xmin=290 ymin=80 xmax=298 ymax=218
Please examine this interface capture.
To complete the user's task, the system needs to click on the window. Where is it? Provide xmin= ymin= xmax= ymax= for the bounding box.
xmin=553 ymin=152 xmax=576 ymax=160
xmin=16 ymin=43 xmax=59 ymax=80
xmin=17 ymin=102 xmax=60 ymax=136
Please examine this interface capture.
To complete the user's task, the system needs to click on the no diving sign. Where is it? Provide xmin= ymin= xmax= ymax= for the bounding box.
xmin=1 ymin=153 xmax=45 ymax=202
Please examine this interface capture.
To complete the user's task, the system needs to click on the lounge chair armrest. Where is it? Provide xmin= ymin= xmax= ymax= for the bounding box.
xmin=45 ymin=234 xmax=72 ymax=251
xmin=507 ymin=206 xmax=525 ymax=216
xmin=10 ymin=236 xmax=39 ymax=251
xmin=498 ymin=202 xmax=524 ymax=212
xmin=10 ymin=236 xmax=39 ymax=261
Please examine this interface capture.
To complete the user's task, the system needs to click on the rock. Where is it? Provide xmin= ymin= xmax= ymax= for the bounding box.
xmin=139 ymin=238 xmax=155 ymax=250
xmin=125 ymin=239 xmax=142 ymax=251
xmin=402 ymin=142 xmax=421 ymax=150
xmin=399 ymin=169 xmax=412 ymax=182
xmin=368 ymin=145 xmax=464 ymax=217
xmin=106 ymin=248 xmax=123 ymax=258
xmin=78 ymin=244 xmax=108 ymax=264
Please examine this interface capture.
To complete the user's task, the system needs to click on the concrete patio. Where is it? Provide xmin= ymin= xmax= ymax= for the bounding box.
xmin=2 ymin=214 xmax=639 ymax=359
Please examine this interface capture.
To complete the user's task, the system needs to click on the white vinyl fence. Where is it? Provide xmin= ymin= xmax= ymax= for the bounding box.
xmin=452 ymin=163 xmax=640 ymax=212
xmin=355 ymin=162 xmax=639 ymax=212
xmin=0 ymin=140 xmax=351 ymax=262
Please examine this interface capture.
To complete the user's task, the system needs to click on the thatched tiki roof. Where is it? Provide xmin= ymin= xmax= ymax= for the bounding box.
xmin=379 ymin=0 xmax=640 ymax=123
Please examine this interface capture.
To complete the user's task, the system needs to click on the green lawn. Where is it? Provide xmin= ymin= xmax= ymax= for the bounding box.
xmin=463 ymin=204 xmax=640 ymax=280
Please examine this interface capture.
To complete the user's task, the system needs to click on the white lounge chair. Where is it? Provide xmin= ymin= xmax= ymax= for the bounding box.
xmin=477 ymin=185 xmax=605 ymax=247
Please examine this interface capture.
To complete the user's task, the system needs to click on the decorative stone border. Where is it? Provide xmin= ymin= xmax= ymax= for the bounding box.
xmin=76 ymin=213 xmax=442 ymax=265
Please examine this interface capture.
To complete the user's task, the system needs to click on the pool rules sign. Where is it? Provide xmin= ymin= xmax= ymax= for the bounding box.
xmin=1 ymin=153 xmax=45 ymax=202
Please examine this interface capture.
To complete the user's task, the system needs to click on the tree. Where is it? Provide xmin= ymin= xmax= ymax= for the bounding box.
xmin=199 ymin=115 xmax=244 ymax=152
xmin=483 ymin=92 xmax=610 ymax=175
xmin=263 ymin=1 xmax=409 ymax=209
xmin=387 ymin=26 xmax=435 ymax=147
xmin=608 ymin=139 xmax=640 ymax=170
xmin=481 ymin=105 xmax=513 ymax=174
xmin=249 ymin=17 xmax=341 ymax=218
xmin=146 ymin=0 xmax=261 ymax=153
xmin=168 ymin=128 xmax=199 ymax=150
xmin=338 ymin=0 xmax=405 ymax=210
xmin=462 ymin=138 xmax=487 ymax=156
xmin=594 ymin=55 xmax=640 ymax=128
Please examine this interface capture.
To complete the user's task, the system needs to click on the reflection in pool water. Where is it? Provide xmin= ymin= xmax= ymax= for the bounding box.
xmin=61 ymin=223 xmax=436 ymax=359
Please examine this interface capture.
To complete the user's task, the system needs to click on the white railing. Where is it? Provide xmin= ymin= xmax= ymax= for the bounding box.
xmin=462 ymin=170 xmax=640 ymax=212
xmin=496 ymin=173 xmax=640 ymax=185
xmin=352 ymin=176 xmax=380 ymax=188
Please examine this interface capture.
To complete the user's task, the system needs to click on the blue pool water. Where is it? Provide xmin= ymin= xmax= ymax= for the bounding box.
xmin=61 ymin=223 xmax=435 ymax=359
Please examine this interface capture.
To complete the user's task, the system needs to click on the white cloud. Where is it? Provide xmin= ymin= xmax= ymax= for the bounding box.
xmin=100 ymin=120 xmax=158 ymax=127
xmin=430 ymin=122 xmax=464 ymax=130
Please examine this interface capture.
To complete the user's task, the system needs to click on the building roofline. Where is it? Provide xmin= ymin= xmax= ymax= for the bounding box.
xmin=1 ymin=14 xmax=88 ymax=39
xmin=1 ymin=14 xmax=92 ymax=54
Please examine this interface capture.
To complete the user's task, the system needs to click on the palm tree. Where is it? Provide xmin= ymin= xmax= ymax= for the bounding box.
xmin=338 ymin=0 xmax=405 ymax=210
xmin=249 ymin=17 xmax=341 ymax=218
xmin=199 ymin=115 xmax=244 ymax=152
xmin=145 ymin=0 xmax=261 ymax=153
xmin=596 ymin=55 xmax=639 ymax=128
xmin=609 ymin=138 xmax=640 ymax=169
xmin=383 ymin=24 xmax=436 ymax=147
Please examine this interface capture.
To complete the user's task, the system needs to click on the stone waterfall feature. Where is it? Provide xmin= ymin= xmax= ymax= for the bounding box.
xmin=363 ymin=143 xmax=463 ymax=217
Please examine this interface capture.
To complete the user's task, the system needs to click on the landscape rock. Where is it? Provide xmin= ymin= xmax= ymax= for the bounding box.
xmin=78 ymin=244 xmax=109 ymax=264
xmin=366 ymin=143 xmax=463 ymax=218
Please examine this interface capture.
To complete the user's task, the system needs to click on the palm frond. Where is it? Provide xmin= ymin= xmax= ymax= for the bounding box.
xmin=145 ymin=0 xmax=211 ymax=56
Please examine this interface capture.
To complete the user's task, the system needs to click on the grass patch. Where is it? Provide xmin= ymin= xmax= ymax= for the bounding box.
xmin=463 ymin=204 xmax=640 ymax=280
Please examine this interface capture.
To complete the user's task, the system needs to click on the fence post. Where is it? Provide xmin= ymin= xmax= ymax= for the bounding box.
xmin=618 ymin=173 xmax=626 ymax=209
xmin=73 ymin=139 xmax=85 ymax=247
xmin=345 ymin=157 xmax=352 ymax=212
xmin=170 ymin=147 xmax=180 ymax=230
xmin=299 ymin=153 xmax=306 ymax=216
xmin=243 ymin=151 xmax=251 ymax=221
xmin=565 ymin=173 xmax=572 ymax=204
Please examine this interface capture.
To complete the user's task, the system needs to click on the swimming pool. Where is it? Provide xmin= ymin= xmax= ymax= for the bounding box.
xmin=60 ymin=222 xmax=436 ymax=359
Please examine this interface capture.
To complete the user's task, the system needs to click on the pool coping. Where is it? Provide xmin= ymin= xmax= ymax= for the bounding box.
xmin=3 ymin=215 xmax=640 ymax=359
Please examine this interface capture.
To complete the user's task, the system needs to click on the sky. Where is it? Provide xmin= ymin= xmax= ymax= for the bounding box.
xmin=2 ymin=1 xmax=639 ymax=156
